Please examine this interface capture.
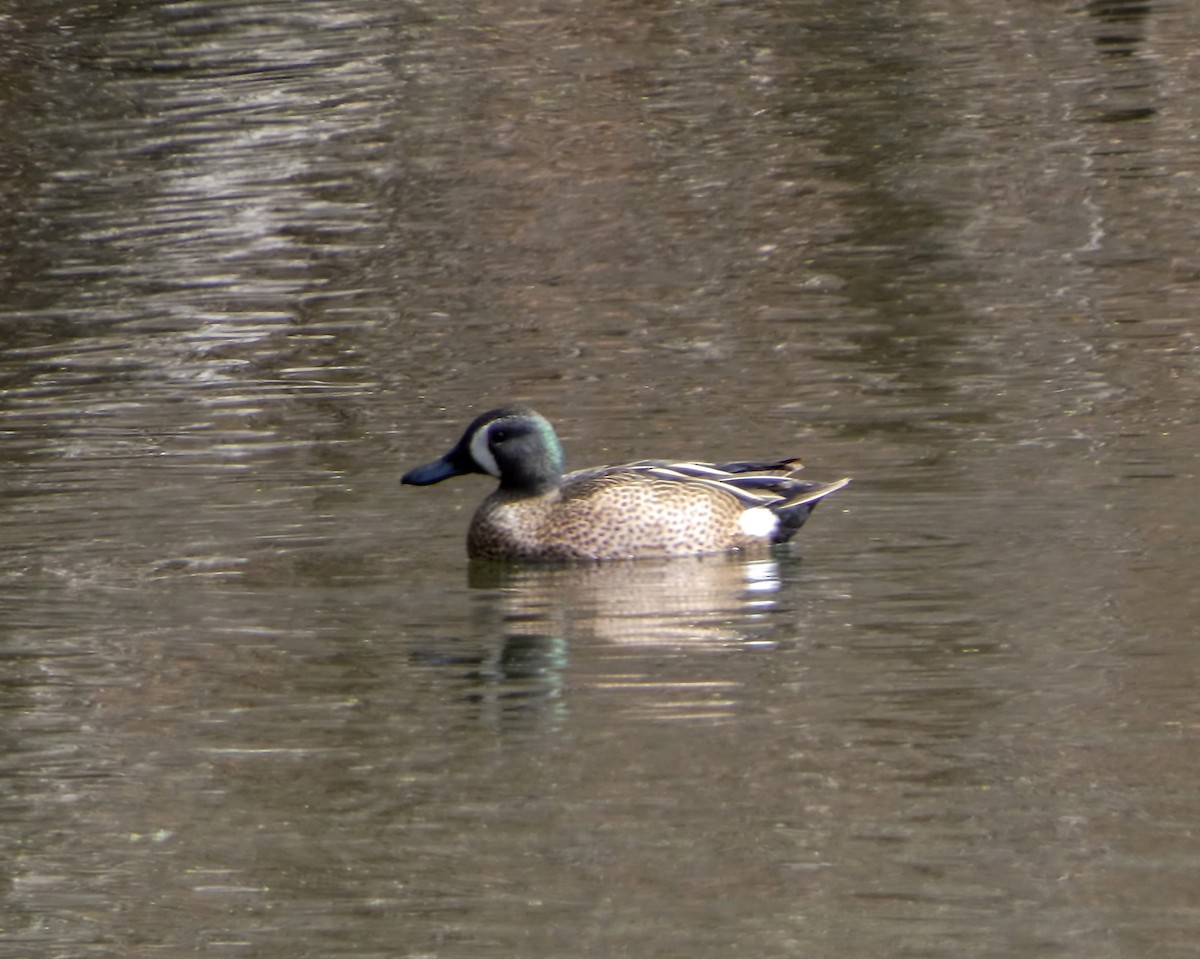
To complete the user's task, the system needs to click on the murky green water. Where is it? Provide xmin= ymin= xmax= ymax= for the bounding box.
xmin=2 ymin=1 xmax=1198 ymax=957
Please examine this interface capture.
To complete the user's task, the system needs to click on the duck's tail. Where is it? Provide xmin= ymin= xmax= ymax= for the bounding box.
xmin=767 ymin=477 xmax=851 ymax=544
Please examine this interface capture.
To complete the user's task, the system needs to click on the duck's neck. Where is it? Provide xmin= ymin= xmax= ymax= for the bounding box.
xmin=499 ymin=469 xmax=561 ymax=497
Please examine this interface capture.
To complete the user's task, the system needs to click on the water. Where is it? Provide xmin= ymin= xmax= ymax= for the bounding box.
xmin=2 ymin=1 xmax=1198 ymax=957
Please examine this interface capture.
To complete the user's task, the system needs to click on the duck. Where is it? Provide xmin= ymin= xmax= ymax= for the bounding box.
xmin=401 ymin=406 xmax=849 ymax=561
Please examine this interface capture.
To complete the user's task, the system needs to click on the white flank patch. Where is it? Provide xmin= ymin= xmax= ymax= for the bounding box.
xmin=469 ymin=425 xmax=501 ymax=477
xmin=739 ymin=506 xmax=778 ymax=539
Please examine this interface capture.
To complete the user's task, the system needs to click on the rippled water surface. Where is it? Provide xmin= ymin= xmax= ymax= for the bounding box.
xmin=2 ymin=1 xmax=1198 ymax=957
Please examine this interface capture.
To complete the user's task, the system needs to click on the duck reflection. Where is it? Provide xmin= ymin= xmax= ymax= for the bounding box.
xmin=443 ymin=555 xmax=790 ymax=725
xmin=468 ymin=553 xmax=784 ymax=647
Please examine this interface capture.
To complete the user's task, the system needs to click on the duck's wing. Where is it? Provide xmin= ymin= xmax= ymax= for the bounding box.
xmin=563 ymin=459 xmax=828 ymax=509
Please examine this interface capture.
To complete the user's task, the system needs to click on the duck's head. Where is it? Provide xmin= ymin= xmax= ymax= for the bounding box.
xmin=401 ymin=407 xmax=565 ymax=495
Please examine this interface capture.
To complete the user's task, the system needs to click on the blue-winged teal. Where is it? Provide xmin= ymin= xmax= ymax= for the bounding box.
xmin=402 ymin=407 xmax=850 ymax=561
